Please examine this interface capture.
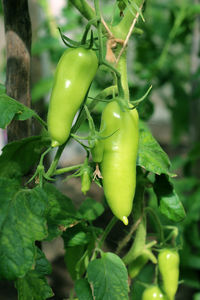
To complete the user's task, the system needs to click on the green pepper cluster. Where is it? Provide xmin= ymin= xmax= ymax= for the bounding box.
xmin=47 ymin=45 xmax=139 ymax=225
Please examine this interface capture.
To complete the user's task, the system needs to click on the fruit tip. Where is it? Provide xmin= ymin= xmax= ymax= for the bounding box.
xmin=51 ymin=140 xmax=60 ymax=148
xmin=122 ymin=216 xmax=128 ymax=226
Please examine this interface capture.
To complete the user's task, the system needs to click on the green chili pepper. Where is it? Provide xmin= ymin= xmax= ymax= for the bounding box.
xmin=158 ymin=249 xmax=180 ymax=300
xmin=92 ymin=100 xmax=139 ymax=225
xmin=142 ymin=286 xmax=167 ymax=300
xmin=47 ymin=47 xmax=98 ymax=147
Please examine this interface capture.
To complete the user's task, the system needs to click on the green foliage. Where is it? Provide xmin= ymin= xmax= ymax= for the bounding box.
xmin=78 ymin=197 xmax=105 ymax=221
xmin=0 ymin=0 xmax=198 ymax=299
xmin=75 ymin=278 xmax=93 ymax=300
xmin=0 ymin=93 xmax=35 ymax=129
xmin=0 ymin=183 xmax=48 ymax=279
xmin=137 ymin=121 xmax=175 ymax=177
xmin=0 ymin=136 xmax=50 ymax=179
xmin=132 ymin=0 xmax=192 ymax=144
xmin=0 ymin=85 xmax=47 ymax=129
xmin=153 ymin=174 xmax=186 ymax=222
xmin=15 ymin=248 xmax=53 ymax=300
xmin=87 ymin=252 xmax=129 ymax=300
xmin=43 ymin=182 xmax=80 ymax=240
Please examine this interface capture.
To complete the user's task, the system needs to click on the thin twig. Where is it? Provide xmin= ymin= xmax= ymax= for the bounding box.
xmin=115 ymin=215 xmax=143 ymax=255
xmin=101 ymin=16 xmax=114 ymax=38
xmin=115 ymin=4 xmax=144 ymax=64
xmin=89 ymin=1 xmax=113 ymax=38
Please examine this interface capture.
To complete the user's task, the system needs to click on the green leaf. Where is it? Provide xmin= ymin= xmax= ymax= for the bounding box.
xmin=43 ymin=183 xmax=80 ymax=240
xmin=78 ymin=197 xmax=104 ymax=221
xmin=193 ymin=292 xmax=200 ymax=300
xmin=0 ymin=136 xmax=50 ymax=179
xmin=34 ymin=248 xmax=52 ymax=275
xmin=153 ymin=174 xmax=186 ymax=222
xmin=65 ymin=238 xmax=95 ymax=281
xmin=63 ymin=223 xmax=93 ymax=247
xmin=0 ymin=181 xmax=48 ymax=279
xmin=16 ymin=272 xmax=53 ymax=300
xmin=75 ymin=278 xmax=93 ymax=300
xmin=123 ymin=0 xmax=145 ymax=21
xmin=87 ymin=252 xmax=129 ymax=300
xmin=65 ymin=245 xmax=85 ymax=280
xmin=0 ymin=93 xmax=35 ymax=128
xmin=137 ymin=121 xmax=176 ymax=177
xmin=15 ymin=248 xmax=53 ymax=300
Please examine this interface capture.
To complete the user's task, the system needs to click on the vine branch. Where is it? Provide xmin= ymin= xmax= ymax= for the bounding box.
xmin=116 ymin=3 xmax=144 ymax=64
xmin=116 ymin=215 xmax=142 ymax=255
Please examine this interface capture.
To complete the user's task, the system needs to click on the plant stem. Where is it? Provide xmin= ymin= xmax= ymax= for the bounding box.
xmin=116 ymin=215 xmax=142 ymax=255
xmin=45 ymin=143 xmax=66 ymax=177
xmin=157 ymin=5 xmax=186 ymax=69
xmin=94 ymin=0 xmax=125 ymax=99
xmin=98 ymin=216 xmax=117 ymax=248
xmin=116 ymin=5 xmax=143 ymax=64
xmin=144 ymin=207 xmax=164 ymax=244
xmin=112 ymin=0 xmax=145 ymax=40
xmin=94 ymin=0 xmax=103 ymax=61
xmin=33 ymin=113 xmax=47 ymax=129
xmin=69 ymin=0 xmax=96 ymax=21
xmin=53 ymin=164 xmax=82 ymax=175
xmin=122 ymin=179 xmax=146 ymax=265
xmin=114 ymin=50 xmax=129 ymax=100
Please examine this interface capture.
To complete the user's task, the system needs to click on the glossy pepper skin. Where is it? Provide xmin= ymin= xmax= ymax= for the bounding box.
xmin=142 ymin=286 xmax=167 ymax=300
xmin=81 ymin=169 xmax=91 ymax=195
xmin=93 ymin=101 xmax=139 ymax=225
xmin=47 ymin=47 xmax=98 ymax=147
xmin=158 ymin=249 xmax=180 ymax=300
xmin=128 ymin=252 xmax=149 ymax=279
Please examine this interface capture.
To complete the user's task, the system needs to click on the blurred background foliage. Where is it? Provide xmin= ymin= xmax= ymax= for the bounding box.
xmin=0 ymin=0 xmax=200 ymax=299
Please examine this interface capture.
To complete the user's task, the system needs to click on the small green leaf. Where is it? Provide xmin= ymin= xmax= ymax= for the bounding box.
xmin=65 ymin=245 xmax=85 ymax=280
xmin=63 ymin=224 xmax=93 ymax=247
xmin=87 ymin=252 xmax=129 ymax=300
xmin=63 ymin=222 xmax=102 ymax=248
xmin=75 ymin=278 xmax=93 ymax=300
xmin=0 ymin=181 xmax=48 ymax=280
xmin=78 ymin=197 xmax=104 ymax=221
xmin=153 ymin=174 xmax=186 ymax=222
xmin=137 ymin=122 xmax=176 ymax=177
xmin=0 ymin=93 xmax=35 ymax=128
xmin=34 ymin=247 xmax=52 ymax=276
xmin=16 ymin=272 xmax=53 ymax=300
xmin=15 ymin=248 xmax=53 ymax=300
xmin=43 ymin=182 xmax=80 ymax=240
xmin=0 ymin=136 xmax=50 ymax=179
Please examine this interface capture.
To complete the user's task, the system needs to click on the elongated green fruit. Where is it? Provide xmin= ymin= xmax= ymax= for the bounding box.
xmin=47 ymin=47 xmax=98 ymax=147
xmin=81 ymin=169 xmax=91 ymax=195
xmin=158 ymin=249 xmax=180 ymax=300
xmin=128 ymin=252 xmax=149 ymax=278
xmin=142 ymin=286 xmax=167 ymax=300
xmin=96 ymin=100 xmax=139 ymax=225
